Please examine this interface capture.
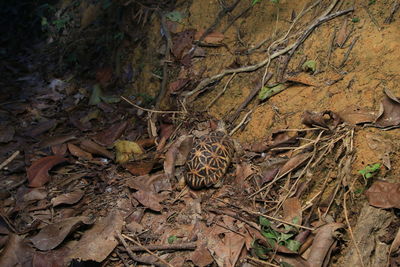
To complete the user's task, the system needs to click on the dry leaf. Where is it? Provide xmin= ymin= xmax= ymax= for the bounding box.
xmin=51 ymin=190 xmax=84 ymax=207
xmin=336 ymin=19 xmax=349 ymax=47
xmin=67 ymin=211 xmax=123 ymax=262
xmin=0 ymin=234 xmax=34 ymax=266
xmin=365 ymin=181 xmax=400 ymax=209
xmin=278 ymin=153 xmax=311 ymax=177
xmin=132 ymin=190 xmax=164 ymax=212
xmin=114 ymin=140 xmax=144 ymax=163
xmin=283 ymin=197 xmax=302 ymax=225
xmin=30 ymin=216 xmax=93 ymax=251
xmin=338 ymin=107 xmax=376 ymax=125
xmin=374 ymin=88 xmax=400 ymax=128
xmin=67 ymin=143 xmax=93 ymax=160
xmin=94 ymin=121 xmax=128 ymax=147
xmin=195 ymin=30 xmax=225 ymax=43
xmin=191 ymin=242 xmax=214 ymax=267
xmin=27 ymin=155 xmax=67 ymax=187
xmin=164 ymin=135 xmax=193 ymax=178
xmin=80 ymin=139 xmax=114 ymax=159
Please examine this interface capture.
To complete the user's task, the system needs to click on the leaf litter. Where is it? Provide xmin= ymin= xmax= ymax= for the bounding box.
xmin=2 ymin=0 xmax=400 ymax=266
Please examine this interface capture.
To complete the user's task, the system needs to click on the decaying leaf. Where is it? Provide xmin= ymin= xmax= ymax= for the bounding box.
xmin=30 ymin=216 xmax=93 ymax=251
xmin=278 ymin=152 xmax=311 ymax=177
xmin=94 ymin=121 xmax=128 ymax=147
xmin=124 ymin=161 xmax=154 ymax=176
xmin=338 ymin=107 xmax=377 ymax=125
xmin=80 ymin=139 xmax=114 ymax=159
xmin=67 ymin=143 xmax=93 ymax=160
xmin=51 ymin=190 xmax=84 ymax=207
xmin=374 ymin=88 xmax=400 ymax=128
xmin=114 ymin=140 xmax=144 ymax=163
xmin=283 ymin=198 xmax=302 ymax=225
xmin=67 ymin=211 xmax=123 ymax=262
xmin=0 ymin=234 xmax=34 ymax=266
xmin=365 ymin=181 xmax=400 ymax=209
xmin=307 ymin=223 xmax=344 ymax=267
xmin=27 ymin=155 xmax=67 ymax=187
xmin=285 ymin=72 xmax=319 ymax=86
xmin=336 ymin=19 xmax=349 ymax=47
xmin=191 ymin=242 xmax=214 ymax=267
xmin=302 ymin=110 xmax=342 ymax=130
xmin=172 ymin=29 xmax=196 ymax=59
xmin=164 ymin=135 xmax=193 ymax=178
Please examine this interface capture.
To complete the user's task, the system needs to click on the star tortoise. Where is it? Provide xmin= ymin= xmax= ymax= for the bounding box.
xmin=185 ymin=132 xmax=235 ymax=189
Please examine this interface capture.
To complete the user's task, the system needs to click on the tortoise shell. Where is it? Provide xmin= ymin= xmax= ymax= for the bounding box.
xmin=185 ymin=133 xmax=234 ymax=189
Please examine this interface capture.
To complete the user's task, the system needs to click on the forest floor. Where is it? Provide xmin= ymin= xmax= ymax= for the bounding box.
xmin=1 ymin=0 xmax=400 ymax=266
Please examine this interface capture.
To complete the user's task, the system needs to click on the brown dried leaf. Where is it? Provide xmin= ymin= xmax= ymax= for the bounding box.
xmin=336 ymin=19 xmax=349 ymax=47
xmin=374 ymin=88 xmax=400 ymax=128
xmin=278 ymin=153 xmax=311 ymax=177
xmin=51 ymin=190 xmax=84 ymax=207
xmin=51 ymin=143 xmax=68 ymax=156
xmin=124 ymin=161 xmax=154 ymax=176
xmin=27 ymin=155 xmax=67 ymax=187
xmin=191 ymin=242 xmax=214 ymax=267
xmin=168 ymin=78 xmax=190 ymax=93
xmin=30 ymin=216 xmax=93 ymax=251
xmin=307 ymin=223 xmax=344 ymax=267
xmin=67 ymin=143 xmax=93 ymax=160
xmin=302 ymin=110 xmax=342 ymax=130
xmin=67 ymin=211 xmax=123 ymax=262
xmin=80 ymin=139 xmax=114 ymax=159
xmin=164 ymin=135 xmax=193 ymax=178
xmin=235 ymin=162 xmax=254 ymax=185
xmin=32 ymin=247 xmax=70 ymax=267
xmin=365 ymin=181 xmax=400 ymax=209
xmin=283 ymin=197 xmax=302 ymax=225
xmin=94 ymin=121 xmax=128 ymax=147
xmin=172 ymin=29 xmax=196 ymax=59
xmin=132 ymin=190 xmax=164 ymax=212
xmin=0 ymin=234 xmax=34 ymax=266
xmin=338 ymin=107 xmax=376 ymax=125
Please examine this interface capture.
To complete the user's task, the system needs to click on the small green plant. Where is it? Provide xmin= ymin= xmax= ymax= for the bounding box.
xmin=368 ymin=0 xmax=376 ymax=5
xmin=358 ymin=163 xmax=381 ymax=179
xmin=168 ymin=235 xmax=178 ymax=244
xmin=302 ymin=60 xmax=317 ymax=73
xmin=256 ymin=216 xmax=301 ymax=253
xmin=352 ymin=17 xmax=360 ymax=23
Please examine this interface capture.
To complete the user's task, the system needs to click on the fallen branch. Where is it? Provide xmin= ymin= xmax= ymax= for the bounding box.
xmin=116 ymin=232 xmax=168 ymax=267
xmin=339 ymin=36 xmax=359 ymax=68
xmin=384 ymin=0 xmax=400 ymax=24
xmin=122 ymin=240 xmax=197 ymax=252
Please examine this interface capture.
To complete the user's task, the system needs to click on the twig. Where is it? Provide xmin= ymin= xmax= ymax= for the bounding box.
xmin=229 ymin=110 xmax=252 ymax=136
xmin=279 ymin=4 xmax=354 ymax=80
xmin=155 ymin=12 xmax=172 ymax=109
xmin=208 ymin=208 xmax=260 ymax=230
xmin=214 ymin=198 xmax=314 ymax=231
xmin=326 ymin=28 xmax=336 ymax=68
xmin=339 ymin=36 xmax=359 ymax=68
xmin=227 ymin=72 xmax=272 ymax=124
xmin=384 ymin=0 xmax=400 ymax=24
xmin=222 ymin=4 xmax=253 ymax=34
xmin=246 ymin=256 xmax=280 ymax=267
xmin=0 ymin=151 xmax=20 ymax=170
xmin=126 ymin=235 xmax=174 ymax=267
xmin=121 ymin=96 xmax=185 ymax=114
xmin=362 ymin=4 xmax=382 ymax=30
xmin=116 ymin=232 xmax=168 ymax=267
xmin=343 ymin=192 xmax=365 ymax=267
xmin=121 ymin=237 xmax=196 ymax=252
xmin=206 ymin=73 xmax=236 ymax=110
xmin=116 ymin=250 xmax=130 ymax=267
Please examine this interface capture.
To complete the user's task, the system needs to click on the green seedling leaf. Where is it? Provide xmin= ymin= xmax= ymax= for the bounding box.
xmin=258 ymin=83 xmax=287 ymax=101
xmin=252 ymin=0 xmax=262 ymax=5
xmin=259 ymin=216 xmax=271 ymax=227
xmin=286 ymin=239 xmax=301 ymax=252
xmin=251 ymin=240 xmax=269 ymax=259
xmin=271 ymin=0 xmax=279 ymax=3
xmin=168 ymin=235 xmax=178 ymax=244
xmin=262 ymin=231 xmax=278 ymax=240
xmin=166 ymin=11 xmax=184 ymax=22
xmin=279 ymin=233 xmax=294 ymax=242
xmin=352 ymin=17 xmax=360 ymax=23
xmin=358 ymin=163 xmax=381 ymax=179
xmin=302 ymin=60 xmax=317 ymax=73
xmin=89 ymin=84 xmax=102 ymax=105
